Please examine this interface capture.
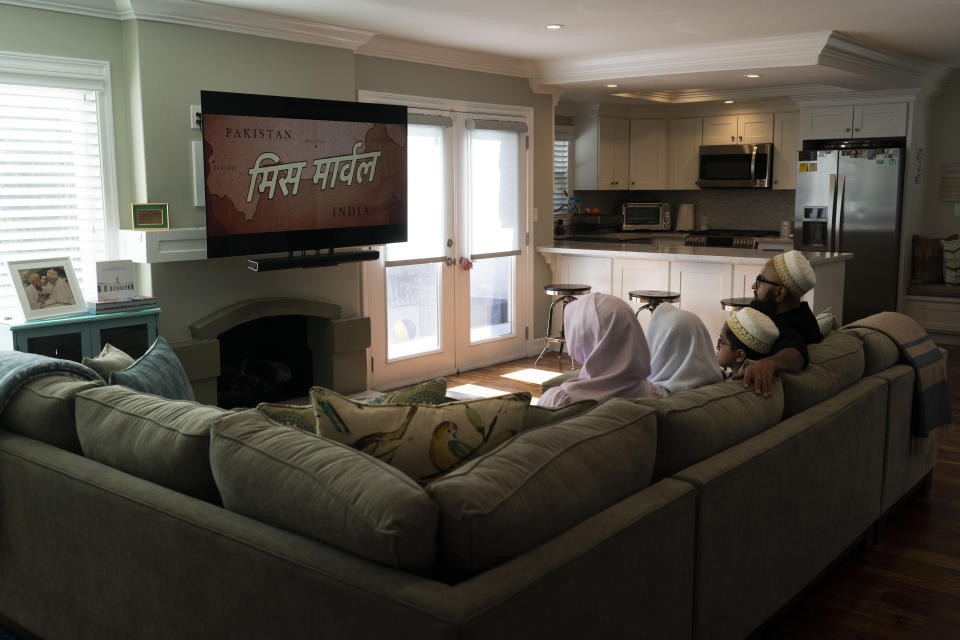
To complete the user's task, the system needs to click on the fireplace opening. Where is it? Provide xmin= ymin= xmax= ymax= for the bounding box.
xmin=217 ymin=315 xmax=313 ymax=409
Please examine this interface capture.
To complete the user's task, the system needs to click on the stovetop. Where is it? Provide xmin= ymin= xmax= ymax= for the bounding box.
xmin=686 ymin=229 xmax=779 ymax=237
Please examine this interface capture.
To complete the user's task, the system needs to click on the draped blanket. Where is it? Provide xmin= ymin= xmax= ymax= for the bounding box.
xmin=847 ymin=312 xmax=953 ymax=439
xmin=0 ymin=350 xmax=101 ymax=415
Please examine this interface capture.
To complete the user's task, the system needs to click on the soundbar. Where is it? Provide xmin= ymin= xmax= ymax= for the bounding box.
xmin=247 ymin=250 xmax=380 ymax=272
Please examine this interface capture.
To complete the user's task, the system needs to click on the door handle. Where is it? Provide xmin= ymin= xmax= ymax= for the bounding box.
xmin=739 ymin=135 xmax=743 ymax=142
xmin=445 ymin=257 xmax=455 ymax=266
xmin=730 ymin=135 xmax=735 ymax=142
xmin=836 ymin=173 xmax=846 ymax=252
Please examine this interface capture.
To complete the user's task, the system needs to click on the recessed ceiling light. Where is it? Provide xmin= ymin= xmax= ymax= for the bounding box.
xmin=606 ymin=83 xmax=619 ymax=88
xmin=724 ymin=100 xmax=735 ymax=104
xmin=545 ymin=24 xmax=564 ymax=30
xmin=745 ymin=74 xmax=761 ymax=78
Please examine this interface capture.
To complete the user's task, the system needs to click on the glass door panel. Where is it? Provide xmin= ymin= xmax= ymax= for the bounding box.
xmin=386 ymin=262 xmax=442 ymax=360
xmin=469 ymin=256 xmax=514 ymax=343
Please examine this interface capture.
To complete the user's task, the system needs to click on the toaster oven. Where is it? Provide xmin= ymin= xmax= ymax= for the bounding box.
xmin=621 ymin=202 xmax=671 ymax=231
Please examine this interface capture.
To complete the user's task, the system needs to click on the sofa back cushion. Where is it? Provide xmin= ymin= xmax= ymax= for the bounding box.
xmin=0 ymin=375 xmax=103 ymax=452
xmin=634 ymin=379 xmax=784 ymax=480
xmin=75 ymin=385 xmax=229 ymax=503
xmin=210 ymin=409 xmax=439 ymax=575
xmin=840 ymin=327 xmax=900 ymax=375
xmin=426 ymin=398 xmax=657 ymax=578
xmin=521 ymin=399 xmax=597 ymax=429
xmin=780 ymin=329 xmax=865 ymax=418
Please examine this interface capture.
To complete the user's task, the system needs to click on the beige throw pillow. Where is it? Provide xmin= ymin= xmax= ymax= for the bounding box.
xmin=82 ymin=343 xmax=135 ymax=382
xmin=311 ymin=387 xmax=531 ymax=483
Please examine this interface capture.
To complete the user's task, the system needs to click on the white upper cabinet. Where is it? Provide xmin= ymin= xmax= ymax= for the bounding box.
xmin=772 ymin=112 xmax=799 ymax=190
xmin=628 ymin=119 xmax=668 ymax=190
xmin=703 ymin=113 xmax=773 ymax=145
xmin=668 ymin=117 xmax=702 ymax=190
xmin=800 ymin=103 xmax=907 ymax=140
xmin=597 ymin=116 xmax=630 ymax=190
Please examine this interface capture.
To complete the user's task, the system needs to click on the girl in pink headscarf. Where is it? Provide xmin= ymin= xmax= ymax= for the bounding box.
xmin=538 ymin=292 xmax=658 ymax=408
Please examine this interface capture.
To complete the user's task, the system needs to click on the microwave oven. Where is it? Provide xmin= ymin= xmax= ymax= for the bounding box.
xmin=698 ymin=143 xmax=773 ymax=188
xmin=622 ymin=202 xmax=671 ymax=231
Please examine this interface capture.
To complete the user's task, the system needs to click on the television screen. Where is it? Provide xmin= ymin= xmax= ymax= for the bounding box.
xmin=200 ymin=90 xmax=407 ymax=258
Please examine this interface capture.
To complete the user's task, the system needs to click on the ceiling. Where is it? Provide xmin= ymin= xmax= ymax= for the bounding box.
xmin=8 ymin=0 xmax=960 ymax=103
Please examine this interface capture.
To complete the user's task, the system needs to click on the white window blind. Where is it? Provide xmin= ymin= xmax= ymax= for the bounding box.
xmin=553 ymin=127 xmax=571 ymax=212
xmin=0 ymin=82 xmax=108 ymax=321
xmin=467 ymin=126 xmax=521 ymax=259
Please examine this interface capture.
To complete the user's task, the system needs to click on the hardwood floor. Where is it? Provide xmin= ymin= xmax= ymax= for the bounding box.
xmin=437 ymin=345 xmax=960 ymax=638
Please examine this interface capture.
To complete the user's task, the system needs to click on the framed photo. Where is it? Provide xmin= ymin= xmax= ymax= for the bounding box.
xmin=8 ymin=257 xmax=87 ymax=321
xmin=131 ymin=202 xmax=169 ymax=230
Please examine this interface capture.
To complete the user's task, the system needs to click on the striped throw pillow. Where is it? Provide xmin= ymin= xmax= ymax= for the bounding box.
xmin=109 ymin=336 xmax=194 ymax=401
xmin=943 ymin=239 xmax=960 ymax=285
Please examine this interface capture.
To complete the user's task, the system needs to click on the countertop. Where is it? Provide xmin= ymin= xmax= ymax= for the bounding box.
xmin=538 ymin=240 xmax=853 ymax=265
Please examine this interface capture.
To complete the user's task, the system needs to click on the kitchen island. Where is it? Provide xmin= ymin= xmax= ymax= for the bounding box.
xmin=537 ymin=241 xmax=853 ymax=337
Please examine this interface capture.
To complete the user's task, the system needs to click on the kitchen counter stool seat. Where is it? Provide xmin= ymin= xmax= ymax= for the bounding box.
xmin=534 ymin=284 xmax=591 ymax=369
xmin=628 ymin=290 xmax=680 ymax=315
xmin=720 ymin=297 xmax=754 ymax=313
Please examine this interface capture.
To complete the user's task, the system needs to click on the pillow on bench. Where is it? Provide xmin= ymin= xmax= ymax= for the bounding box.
xmin=210 ymin=409 xmax=439 ymax=575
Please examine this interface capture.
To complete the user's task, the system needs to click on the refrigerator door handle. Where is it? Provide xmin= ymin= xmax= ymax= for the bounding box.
xmin=749 ymin=145 xmax=757 ymax=183
xmin=826 ymin=173 xmax=837 ymax=252
xmin=835 ymin=173 xmax=846 ymax=253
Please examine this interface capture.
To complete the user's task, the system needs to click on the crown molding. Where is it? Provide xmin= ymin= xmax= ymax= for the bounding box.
xmin=818 ymin=32 xmax=948 ymax=89
xmin=792 ymin=88 xmax=927 ymax=108
xmin=607 ymin=84 xmax=849 ymax=105
xmin=3 ymin=0 xmax=376 ymax=49
xmin=357 ymin=35 xmax=534 ymax=78
xmin=533 ymin=32 xmax=832 ymax=86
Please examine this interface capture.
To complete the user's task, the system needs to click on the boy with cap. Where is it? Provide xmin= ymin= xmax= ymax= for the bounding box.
xmin=734 ymin=250 xmax=822 ymax=397
xmin=717 ymin=307 xmax=780 ymax=376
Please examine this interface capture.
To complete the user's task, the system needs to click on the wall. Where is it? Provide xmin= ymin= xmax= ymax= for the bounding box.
xmin=921 ymin=85 xmax=960 ymax=238
xmin=354 ymin=56 xmax=556 ymax=336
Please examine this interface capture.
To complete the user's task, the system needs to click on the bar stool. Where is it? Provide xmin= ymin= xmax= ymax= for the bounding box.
xmin=720 ymin=297 xmax=753 ymax=314
xmin=628 ymin=290 xmax=681 ymax=316
xmin=534 ymin=284 xmax=591 ymax=369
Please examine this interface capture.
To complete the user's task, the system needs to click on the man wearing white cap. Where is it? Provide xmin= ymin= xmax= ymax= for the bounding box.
xmin=733 ymin=250 xmax=822 ymax=396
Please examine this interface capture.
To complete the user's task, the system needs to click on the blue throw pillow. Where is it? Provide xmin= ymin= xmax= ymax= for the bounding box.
xmin=109 ymin=336 xmax=195 ymax=401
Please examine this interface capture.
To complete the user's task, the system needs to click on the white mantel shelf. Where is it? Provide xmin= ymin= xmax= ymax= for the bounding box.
xmin=537 ymin=242 xmax=853 ymax=266
xmin=119 ymin=227 xmax=207 ymax=263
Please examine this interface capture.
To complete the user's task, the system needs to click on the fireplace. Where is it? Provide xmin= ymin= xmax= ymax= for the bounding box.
xmin=216 ymin=315 xmax=314 ymax=409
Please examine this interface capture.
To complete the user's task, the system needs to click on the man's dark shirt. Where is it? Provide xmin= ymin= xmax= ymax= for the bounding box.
xmin=770 ymin=302 xmax=822 ymax=367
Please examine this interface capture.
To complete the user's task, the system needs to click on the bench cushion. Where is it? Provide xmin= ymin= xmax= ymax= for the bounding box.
xmin=908 ymin=283 xmax=960 ymax=299
xmin=210 ymin=409 xmax=439 ymax=575
xmin=634 ymin=379 xmax=784 ymax=480
xmin=0 ymin=375 xmax=103 ymax=453
xmin=427 ymin=398 xmax=657 ymax=578
xmin=780 ymin=330 xmax=864 ymax=418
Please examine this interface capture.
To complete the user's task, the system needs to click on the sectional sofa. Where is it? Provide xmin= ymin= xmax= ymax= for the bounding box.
xmin=0 ymin=324 xmax=941 ymax=640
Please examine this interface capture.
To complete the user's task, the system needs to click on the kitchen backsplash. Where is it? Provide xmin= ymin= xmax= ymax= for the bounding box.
xmin=569 ymin=189 xmax=795 ymax=231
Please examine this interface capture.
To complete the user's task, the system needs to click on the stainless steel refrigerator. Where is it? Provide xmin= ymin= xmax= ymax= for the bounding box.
xmin=794 ymin=138 xmax=905 ymax=323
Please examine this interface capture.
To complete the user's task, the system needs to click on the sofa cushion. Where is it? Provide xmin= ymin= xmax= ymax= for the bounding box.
xmin=365 ymin=378 xmax=447 ymax=405
xmin=109 ymin=336 xmax=194 ymax=401
xmin=0 ymin=375 xmax=103 ymax=452
xmin=311 ymin=387 xmax=531 ymax=483
xmin=522 ymin=399 xmax=597 ymax=429
xmin=841 ymin=327 xmax=900 ymax=375
xmin=75 ymin=385 xmax=229 ymax=502
xmin=255 ymin=402 xmax=317 ymax=433
xmin=780 ymin=329 xmax=865 ymax=418
xmin=81 ymin=343 xmax=135 ymax=382
xmin=426 ymin=398 xmax=657 ymax=578
xmin=210 ymin=409 xmax=439 ymax=574
xmin=634 ymin=379 xmax=785 ymax=480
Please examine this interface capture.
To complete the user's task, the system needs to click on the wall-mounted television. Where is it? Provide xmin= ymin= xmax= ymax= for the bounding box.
xmin=200 ymin=90 xmax=407 ymax=260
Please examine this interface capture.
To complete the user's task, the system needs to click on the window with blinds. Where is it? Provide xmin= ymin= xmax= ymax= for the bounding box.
xmin=0 ymin=82 xmax=109 ymax=322
xmin=553 ymin=128 xmax=571 ymax=212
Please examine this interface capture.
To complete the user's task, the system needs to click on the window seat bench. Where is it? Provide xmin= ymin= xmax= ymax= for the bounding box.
xmin=905 ymin=283 xmax=960 ymax=338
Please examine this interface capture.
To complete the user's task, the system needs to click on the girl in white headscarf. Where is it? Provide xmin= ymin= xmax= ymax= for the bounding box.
xmin=646 ymin=303 xmax=723 ymax=397
xmin=538 ymin=293 xmax=658 ymax=408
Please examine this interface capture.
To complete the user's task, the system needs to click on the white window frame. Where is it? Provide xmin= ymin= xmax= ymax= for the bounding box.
xmin=0 ymin=50 xmax=120 ymax=259
xmin=554 ymin=124 xmax=573 ymax=213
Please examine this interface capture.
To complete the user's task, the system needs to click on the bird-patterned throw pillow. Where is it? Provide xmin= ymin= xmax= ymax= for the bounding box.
xmin=365 ymin=378 xmax=447 ymax=405
xmin=255 ymin=402 xmax=318 ymax=434
xmin=310 ymin=387 xmax=531 ymax=483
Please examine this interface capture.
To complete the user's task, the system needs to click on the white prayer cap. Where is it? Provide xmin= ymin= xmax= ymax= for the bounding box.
xmin=726 ymin=307 xmax=779 ymax=355
xmin=773 ymin=250 xmax=816 ymax=298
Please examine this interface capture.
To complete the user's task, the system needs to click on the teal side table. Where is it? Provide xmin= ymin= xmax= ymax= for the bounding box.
xmin=0 ymin=308 xmax=160 ymax=362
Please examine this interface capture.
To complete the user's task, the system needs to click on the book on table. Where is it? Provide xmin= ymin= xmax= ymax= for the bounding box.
xmin=87 ymin=296 xmax=159 ymax=314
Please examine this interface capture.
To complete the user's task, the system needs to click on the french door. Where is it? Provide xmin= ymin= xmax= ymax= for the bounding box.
xmin=361 ymin=93 xmax=532 ymax=390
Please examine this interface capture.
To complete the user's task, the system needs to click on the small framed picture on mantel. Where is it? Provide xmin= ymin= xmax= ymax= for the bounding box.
xmin=131 ymin=202 xmax=169 ymax=230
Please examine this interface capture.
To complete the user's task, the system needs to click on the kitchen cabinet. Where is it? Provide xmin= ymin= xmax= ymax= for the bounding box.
xmin=800 ymin=103 xmax=907 ymax=140
xmin=628 ymin=119 xmax=668 ymax=190
xmin=573 ymin=115 xmax=629 ymax=190
xmin=668 ymin=117 xmax=702 ymax=190
xmin=670 ymin=261 xmax=733 ymax=336
xmin=703 ymin=113 xmax=773 ymax=145
xmin=772 ymin=111 xmax=800 ymax=190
